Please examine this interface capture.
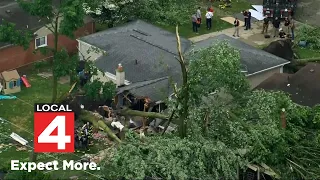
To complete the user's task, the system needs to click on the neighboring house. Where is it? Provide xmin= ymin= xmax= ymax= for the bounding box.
xmin=191 ymin=34 xmax=290 ymax=89
xmin=0 ymin=70 xmax=21 ymax=94
xmin=255 ymin=63 xmax=320 ymax=107
xmin=77 ymin=20 xmax=290 ymax=102
xmin=0 ymin=1 xmax=95 ymax=72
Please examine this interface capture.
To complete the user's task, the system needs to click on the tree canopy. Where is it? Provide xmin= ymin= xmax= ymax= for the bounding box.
xmin=85 ymin=0 xmax=198 ymax=27
xmin=98 ymin=38 xmax=320 ymax=180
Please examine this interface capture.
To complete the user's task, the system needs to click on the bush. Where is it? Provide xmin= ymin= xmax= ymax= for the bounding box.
xmin=4 ymin=170 xmax=58 ymax=180
xmin=295 ymin=25 xmax=320 ymax=50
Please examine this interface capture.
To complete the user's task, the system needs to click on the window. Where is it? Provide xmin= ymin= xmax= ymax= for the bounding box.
xmin=9 ymin=80 xmax=20 ymax=89
xmin=35 ymin=36 xmax=47 ymax=48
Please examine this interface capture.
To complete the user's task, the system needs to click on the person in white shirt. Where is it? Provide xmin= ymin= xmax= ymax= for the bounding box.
xmin=205 ymin=9 xmax=213 ymax=30
xmin=196 ymin=7 xmax=201 ymax=27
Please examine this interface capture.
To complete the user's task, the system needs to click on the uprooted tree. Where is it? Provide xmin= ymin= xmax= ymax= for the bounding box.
xmin=79 ymin=27 xmax=320 ymax=180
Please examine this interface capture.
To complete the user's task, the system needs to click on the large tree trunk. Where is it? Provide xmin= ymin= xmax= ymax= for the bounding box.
xmin=51 ymin=16 xmax=59 ymax=103
xmin=80 ymin=111 xmax=122 ymax=143
xmin=175 ymin=26 xmax=188 ymax=138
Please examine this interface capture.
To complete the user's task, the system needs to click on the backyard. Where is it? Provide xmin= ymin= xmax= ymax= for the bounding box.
xmin=0 ymin=64 xmax=106 ymax=179
xmin=94 ymin=0 xmax=253 ymax=38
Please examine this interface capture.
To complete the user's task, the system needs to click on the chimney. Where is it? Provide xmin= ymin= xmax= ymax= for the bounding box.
xmin=116 ymin=63 xmax=125 ymax=87
xmin=280 ymin=108 xmax=286 ymax=129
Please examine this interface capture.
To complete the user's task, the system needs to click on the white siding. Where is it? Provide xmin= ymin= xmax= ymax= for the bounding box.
xmin=247 ymin=67 xmax=283 ymax=89
xmin=77 ymin=40 xmax=104 ymax=61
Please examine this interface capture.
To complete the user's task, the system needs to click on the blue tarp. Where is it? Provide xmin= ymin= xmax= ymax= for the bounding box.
xmin=0 ymin=95 xmax=17 ymax=100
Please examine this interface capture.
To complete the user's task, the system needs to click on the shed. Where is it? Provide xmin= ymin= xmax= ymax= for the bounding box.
xmin=0 ymin=70 xmax=21 ymax=94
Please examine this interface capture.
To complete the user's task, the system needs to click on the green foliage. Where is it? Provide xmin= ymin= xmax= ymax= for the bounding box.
xmin=103 ymin=131 xmax=245 ymax=180
xmin=89 ymin=0 xmax=198 ymax=26
xmin=0 ymin=21 xmax=32 ymax=49
xmin=4 ymin=170 xmax=58 ymax=180
xmin=59 ymin=0 xmax=86 ymax=38
xmin=295 ymin=25 xmax=320 ymax=50
xmin=53 ymin=49 xmax=79 ymax=78
xmin=83 ymin=79 xmax=116 ymax=101
xmin=188 ymin=41 xmax=250 ymax=104
xmin=18 ymin=0 xmax=54 ymax=18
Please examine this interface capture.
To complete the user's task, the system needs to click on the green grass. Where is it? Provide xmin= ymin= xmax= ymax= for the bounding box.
xmin=212 ymin=0 xmax=252 ymax=15
xmin=157 ymin=18 xmax=233 ymax=38
xmin=295 ymin=47 xmax=320 ymax=59
xmin=0 ymin=66 xmax=108 ymax=179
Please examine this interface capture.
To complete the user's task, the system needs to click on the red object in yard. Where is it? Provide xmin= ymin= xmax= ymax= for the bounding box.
xmin=21 ymin=76 xmax=31 ymax=88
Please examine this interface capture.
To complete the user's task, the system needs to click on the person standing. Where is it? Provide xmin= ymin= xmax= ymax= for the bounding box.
xmin=284 ymin=17 xmax=290 ymax=34
xmin=196 ymin=7 xmax=201 ymax=28
xmin=205 ymin=9 xmax=213 ymax=30
xmin=243 ymin=10 xmax=248 ymax=27
xmin=272 ymin=17 xmax=281 ymax=37
xmin=233 ymin=17 xmax=240 ymax=37
xmin=262 ymin=16 xmax=269 ymax=34
xmin=191 ymin=14 xmax=198 ymax=33
xmin=246 ymin=10 xmax=251 ymax=30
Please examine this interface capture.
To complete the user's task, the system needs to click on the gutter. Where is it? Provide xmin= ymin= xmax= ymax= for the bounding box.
xmin=246 ymin=61 xmax=291 ymax=77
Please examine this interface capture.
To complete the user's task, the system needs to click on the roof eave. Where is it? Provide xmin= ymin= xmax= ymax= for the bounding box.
xmin=246 ymin=61 xmax=291 ymax=77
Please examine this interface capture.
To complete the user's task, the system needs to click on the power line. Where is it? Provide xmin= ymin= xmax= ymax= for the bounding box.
xmin=0 ymin=132 xmax=105 ymax=180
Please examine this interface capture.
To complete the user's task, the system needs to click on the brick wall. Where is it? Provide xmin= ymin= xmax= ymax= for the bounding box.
xmin=0 ymin=21 xmax=95 ymax=72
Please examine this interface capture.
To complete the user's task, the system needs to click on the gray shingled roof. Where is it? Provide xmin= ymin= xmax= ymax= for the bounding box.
xmin=80 ymin=20 xmax=191 ymax=84
xmin=190 ymin=34 xmax=290 ymax=75
xmin=0 ymin=1 xmax=45 ymax=48
xmin=256 ymin=63 xmax=320 ymax=107
xmin=117 ymin=77 xmax=171 ymax=102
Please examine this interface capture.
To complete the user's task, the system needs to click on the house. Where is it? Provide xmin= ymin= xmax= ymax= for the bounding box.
xmin=255 ymin=63 xmax=320 ymax=107
xmin=0 ymin=1 xmax=95 ymax=72
xmin=0 ymin=70 xmax=21 ymax=94
xmin=77 ymin=20 xmax=290 ymax=102
xmin=77 ymin=20 xmax=191 ymax=86
xmin=115 ymin=70 xmax=170 ymax=111
xmin=191 ymin=34 xmax=290 ymax=89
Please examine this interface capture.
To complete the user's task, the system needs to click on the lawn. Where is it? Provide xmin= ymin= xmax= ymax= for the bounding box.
xmin=157 ymin=17 xmax=233 ymax=38
xmin=295 ymin=47 xmax=320 ymax=59
xmin=0 ymin=65 xmax=106 ymax=179
xmin=212 ymin=0 xmax=252 ymax=15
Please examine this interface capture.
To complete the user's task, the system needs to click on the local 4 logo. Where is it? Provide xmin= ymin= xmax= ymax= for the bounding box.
xmin=34 ymin=104 xmax=74 ymax=152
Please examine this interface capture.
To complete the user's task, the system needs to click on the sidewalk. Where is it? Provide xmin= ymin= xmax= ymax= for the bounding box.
xmin=188 ymin=20 xmax=302 ymax=47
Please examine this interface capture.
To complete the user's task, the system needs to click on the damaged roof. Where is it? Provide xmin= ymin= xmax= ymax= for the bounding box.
xmin=117 ymin=77 xmax=171 ymax=102
xmin=79 ymin=19 xmax=191 ymax=84
xmin=190 ymin=34 xmax=290 ymax=75
xmin=255 ymin=63 xmax=320 ymax=107
xmin=0 ymin=0 xmax=45 ymax=48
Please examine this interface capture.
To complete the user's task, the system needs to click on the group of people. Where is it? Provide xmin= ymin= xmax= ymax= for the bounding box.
xmin=262 ymin=16 xmax=295 ymax=40
xmin=192 ymin=6 xmax=214 ymax=33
